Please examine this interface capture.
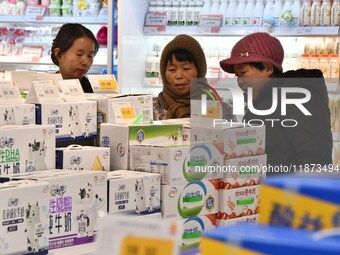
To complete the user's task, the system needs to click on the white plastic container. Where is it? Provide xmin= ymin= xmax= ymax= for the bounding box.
xmin=13 ymin=0 xmax=25 ymax=15
xmin=163 ymin=1 xmax=172 ymax=26
xmin=148 ymin=0 xmax=157 ymax=12
xmin=300 ymin=0 xmax=311 ymax=26
xmin=244 ymin=0 xmax=255 ymax=26
xmin=319 ymin=54 xmax=330 ymax=78
xmin=331 ymin=0 xmax=340 ymax=26
xmin=155 ymin=0 xmax=164 ymax=12
xmin=194 ymin=1 xmax=204 ymax=25
xmin=178 ymin=1 xmax=187 ymax=25
xmin=234 ymin=0 xmax=246 ymax=26
xmin=210 ymin=0 xmax=220 ymax=14
xmin=273 ymin=0 xmax=284 ymax=26
xmin=226 ymin=0 xmax=237 ymax=25
xmin=309 ymin=53 xmax=320 ymax=69
xmin=253 ymin=0 xmax=265 ymax=26
xmin=201 ymin=0 xmax=212 ymax=14
xmin=320 ymin=0 xmax=332 ymax=26
xmin=186 ymin=1 xmax=196 ymax=25
xmin=219 ymin=0 xmax=228 ymax=26
xmin=291 ymin=0 xmax=301 ymax=26
xmin=263 ymin=0 xmax=275 ymax=24
xmin=329 ymin=54 xmax=339 ymax=80
xmin=281 ymin=0 xmax=294 ymax=26
xmin=311 ymin=0 xmax=321 ymax=26
xmin=170 ymin=1 xmax=180 ymax=25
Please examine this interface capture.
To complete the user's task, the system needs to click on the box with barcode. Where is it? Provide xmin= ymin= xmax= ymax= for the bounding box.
xmin=56 ymin=145 xmax=110 ymax=171
xmin=0 ymin=170 xmax=107 ymax=250
xmin=0 ymin=124 xmax=55 ymax=175
xmin=191 ymin=124 xmax=265 ymax=159
xmin=107 ymin=94 xmax=153 ymax=124
xmin=0 ymin=180 xmax=50 ymax=255
xmin=130 ymin=143 xmax=224 ymax=185
xmin=0 ymin=103 xmax=35 ymax=126
xmin=161 ymin=179 xmax=219 ymax=219
xmin=218 ymin=184 xmax=260 ymax=220
xmin=100 ymin=123 xmax=183 ymax=170
xmin=107 ymin=170 xmax=161 ymax=215
xmin=35 ymin=101 xmax=97 ymax=140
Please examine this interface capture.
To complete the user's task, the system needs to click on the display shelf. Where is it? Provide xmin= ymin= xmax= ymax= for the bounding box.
xmin=144 ymin=26 xmax=340 ymax=37
xmin=48 ymin=243 xmax=94 ymax=255
xmin=0 ymin=14 xmax=108 ymax=24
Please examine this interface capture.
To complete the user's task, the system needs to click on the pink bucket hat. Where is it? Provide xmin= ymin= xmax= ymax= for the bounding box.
xmin=220 ymin=32 xmax=284 ymax=74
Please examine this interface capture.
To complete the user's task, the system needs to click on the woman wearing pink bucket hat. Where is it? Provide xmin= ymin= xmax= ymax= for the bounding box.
xmin=220 ymin=32 xmax=332 ymax=172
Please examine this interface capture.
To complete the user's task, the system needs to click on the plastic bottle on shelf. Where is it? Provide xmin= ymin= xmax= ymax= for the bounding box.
xmin=319 ymin=53 xmax=330 ymax=78
xmin=163 ymin=1 xmax=172 ymax=26
xmin=148 ymin=0 xmax=157 ymax=12
xmin=329 ymin=54 xmax=339 ymax=80
xmin=0 ymin=0 xmax=9 ymax=15
xmin=194 ymin=1 xmax=204 ymax=25
xmin=226 ymin=0 xmax=237 ymax=25
xmin=13 ymin=0 xmax=25 ymax=15
xmin=300 ymin=0 xmax=311 ymax=26
xmin=218 ymin=0 xmax=228 ymax=26
xmin=201 ymin=0 xmax=211 ymax=14
xmin=309 ymin=53 xmax=320 ymax=69
xmin=170 ymin=1 xmax=180 ymax=25
xmin=320 ymin=0 xmax=331 ymax=26
xmin=263 ymin=0 xmax=275 ymax=25
xmin=243 ymin=0 xmax=255 ymax=26
xmin=300 ymin=54 xmax=310 ymax=69
xmin=331 ymin=0 xmax=340 ymax=26
xmin=186 ymin=1 xmax=196 ymax=25
xmin=273 ymin=0 xmax=284 ymax=26
xmin=178 ymin=1 xmax=187 ymax=25
xmin=335 ymin=38 xmax=340 ymax=54
xmin=155 ymin=0 xmax=164 ymax=12
xmin=210 ymin=0 xmax=220 ymax=14
xmin=7 ymin=0 xmax=15 ymax=15
xmin=281 ymin=0 xmax=294 ymax=26
xmin=311 ymin=0 xmax=321 ymax=26
xmin=253 ymin=0 xmax=264 ymax=26
xmin=291 ymin=0 xmax=301 ymax=26
xmin=234 ymin=0 xmax=246 ymax=26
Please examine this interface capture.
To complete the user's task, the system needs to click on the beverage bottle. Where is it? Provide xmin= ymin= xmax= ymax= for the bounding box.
xmin=320 ymin=0 xmax=331 ymax=26
xmin=253 ymin=0 xmax=265 ymax=26
xmin=331 ymin=0 xmax=340 ymax=26
xmin=234 ymin=0 xmax=246 ymax=26
xmin=311 ymin=0 xmax=321 ymax=26
xmin=300 ymin=0 xmax=311 ymax=26
xmin=244 ymin=0 xmax=255 ymax=26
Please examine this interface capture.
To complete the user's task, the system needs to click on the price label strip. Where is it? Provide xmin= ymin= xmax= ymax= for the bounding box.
xmin=143 ymin=12 xmax=167 ymax=33
xmin=25 ymin=80 xmax=62 ymax=104
xmin=0 ymin=81 xmax=23 ymax=104
xmin=57 ymin=79 xmax=85 ymax=102
xmin=88 ymin=74 xmax=120 ymax=93
xmin=111 ymin=101 xmax=137 ymax=124
xmin=120 ymin=236 xmax=175 ymax=255
xmin=197 ymin=15 xmax=223 ymax=33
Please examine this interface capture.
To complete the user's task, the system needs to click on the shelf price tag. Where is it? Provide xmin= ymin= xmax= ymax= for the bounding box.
xmin=143 ymin=77 xmax=162 ymax=87
xmin=57 ymin=79 xmax=85 ymax=102
xmin=88 ymin=74 xmax=120 ymax=93
xmin=111 ymin=101 xmax=137 ymax=124
xmin=0 ymin=81 xmax=23 ymax=104
xmin=143 ymin=12 xmax=167 ymax=33
xmin=197 ymin=15 xmax=223 ymax=33
xmin=94 ymin=215 xmax=181 ymax=255
xmin=24 ymin=5 xmax=46 ymax=20
xmin=22 ymin=46 xmax=43 ymax=62
xmin=25 ymin=80 xmax=62 ymax=104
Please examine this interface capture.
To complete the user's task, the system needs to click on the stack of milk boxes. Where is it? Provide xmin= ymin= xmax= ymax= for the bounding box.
xmin=190 ymin=123 xmax=266 ymax=227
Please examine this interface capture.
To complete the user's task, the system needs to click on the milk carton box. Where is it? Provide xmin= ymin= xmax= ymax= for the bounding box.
xmin=0 ymin=104 xmax=35 ymax=126
xmin=56 ymin=145 xmax=110 ymax=171
xmin=191 ymin=124 xmax=265 ymax=159
xmin=0 ymin=170 xmax=107 ymax=250
xmin=0 ymin=180 xmax=50 ymax=255
xmin=35 ymin=101 xmax=97 ymax=141
xmin=161 ymin=179 xmax=219 ymax=219
xmin=100 ymin=123 xmax=183 ymax=170
xmin=130 ymin=143 xmax=224 ymax=184
xmin=107 ymin=170 xmax=161 ymax=215
xmin=178 ymin=214 xmax=217 ymax=250
xmin=0 ymin=124 xmax=55 ymax=174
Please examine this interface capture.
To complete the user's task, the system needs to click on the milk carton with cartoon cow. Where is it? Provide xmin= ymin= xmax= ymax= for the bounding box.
xmin=0 ymin=124 xmax=55 ymax=175
xmin=0 ymin=180 xmax=49 ymax=255
xmin=0 ymin=170 xmax=107 ymax=250
xmin=35 ymin=101 xmax=97 ymax=141
xmin=107 ymin=170 xmax=161 ymax=215
xmin=56 ymin=145 xmax=110 ymax=171
xmin=0 ymin=104 xmax=35 ymax=126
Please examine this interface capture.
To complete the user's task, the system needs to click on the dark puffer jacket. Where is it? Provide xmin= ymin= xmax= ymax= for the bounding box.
xmin=243 ymin=69 xmax=332 ymax=168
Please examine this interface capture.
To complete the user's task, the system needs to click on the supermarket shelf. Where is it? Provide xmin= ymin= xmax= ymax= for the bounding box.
xmin=48 ymin=243 xmax=95 ymax=255
xmin=0 ymin=15 xmax=108 ymax=24
xmin=144 ymin=26 xmax=340 ymax=37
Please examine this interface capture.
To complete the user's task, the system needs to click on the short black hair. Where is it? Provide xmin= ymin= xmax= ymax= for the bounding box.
xmin=248 ymin=62 xmax=282 ymax=76
xmin=167 ymin=49 xmax=196 ymax=66
xmin=51 ymin=23 xmax=99 ymax=66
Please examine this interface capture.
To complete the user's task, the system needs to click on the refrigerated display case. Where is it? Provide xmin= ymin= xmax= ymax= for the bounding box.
xmin=0 ymin=0 xmax=116 ymax=74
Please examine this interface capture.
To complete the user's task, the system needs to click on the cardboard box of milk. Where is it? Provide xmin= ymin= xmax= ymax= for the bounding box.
xmin=0 ymin=170 xmax=107 ymax=250
xmin=0 ymin=103 xmax=35 ymax=126
xmin=191 ymin=124 xmax=265 ymax=159
xmin=161 ymin=179 xmax=219 ymax=219
xmin=107 ymin=170 xmax=161 ymax=215
xmin=0 ymin=180 xmax=50 ymax=255
xmin=56 ymin=145 xmax=110 ymax=171
xmin=100 ymin=123 xmax=183 ymax=170
xmin=35 ymin=101 xmax=97 ymax=141
xmin=0 ymin=124 xmax=55 ymax=174
xmin=130 ymin=143 xmax=224 ymax=184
